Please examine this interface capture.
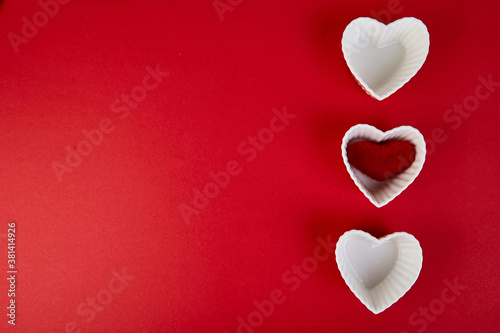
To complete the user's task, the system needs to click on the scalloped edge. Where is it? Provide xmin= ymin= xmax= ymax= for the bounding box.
xmin=341 ymin=124 xmax=426 ymax=207
xmin=336 ymin=230 xmax=423 ymax=314
xmin=342 ymin=17 xmax=430 ymax=100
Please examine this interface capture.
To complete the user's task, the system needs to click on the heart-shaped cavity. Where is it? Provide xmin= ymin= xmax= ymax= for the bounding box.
xmin=336 ymin=230 xmax=423 ymax=314
xmin=342 ymin=17 xmax=430 ymax=100
xmin=341 ymin=124 xmax=426 ymax=207
xmin=347 ymin=140 xmax=416 ymax=181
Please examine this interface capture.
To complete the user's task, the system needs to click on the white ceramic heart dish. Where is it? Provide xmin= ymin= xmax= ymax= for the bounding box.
xmin=336 ymin=230 xmax=423 ymax=314
xmin=342 ymin=17 xmax=430 ymax=100
xmin=341 ymin=124 xmax=426 ymax=207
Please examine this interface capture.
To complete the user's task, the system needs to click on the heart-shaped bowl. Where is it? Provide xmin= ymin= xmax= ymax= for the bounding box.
xmin=335 ymin=230 xmax=423 ymax=314
xmin=341 ymin=124 xmax=426 ymax=207
xmin=342 ymin=17 xmax=430 ymax=100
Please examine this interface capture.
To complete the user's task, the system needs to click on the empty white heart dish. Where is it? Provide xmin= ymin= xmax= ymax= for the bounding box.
xmin=341 ymin=124 xmax=426 ymax=207
xmin=335 ymin=230 xmax=423 ymax=314
xmin=342 ymin=17 xmax=430 ymax=100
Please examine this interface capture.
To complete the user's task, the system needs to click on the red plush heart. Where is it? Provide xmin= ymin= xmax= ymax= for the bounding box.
xmin=347 ymin=141 xmax=416 ymax=181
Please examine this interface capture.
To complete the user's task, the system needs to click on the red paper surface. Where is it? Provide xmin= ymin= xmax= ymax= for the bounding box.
xmin=0 ymin=0 xmax=499 ymax=332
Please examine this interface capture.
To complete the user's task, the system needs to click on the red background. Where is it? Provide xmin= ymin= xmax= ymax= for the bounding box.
xmin=0 ymin=0 xmax=499 ymax=332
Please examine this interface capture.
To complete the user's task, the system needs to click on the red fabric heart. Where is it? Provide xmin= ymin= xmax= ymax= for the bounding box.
xmin=347 ymin=141 xmax=416 ymax=181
